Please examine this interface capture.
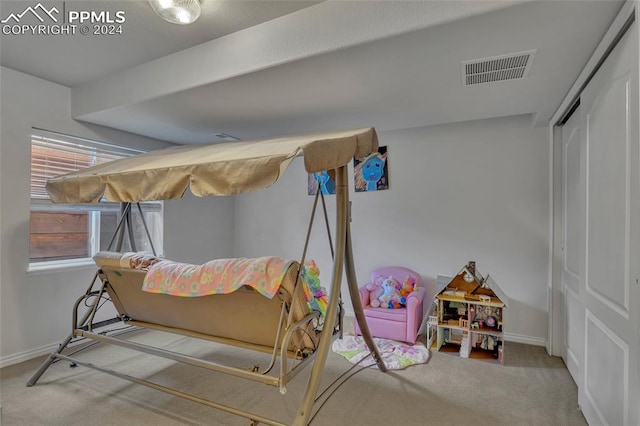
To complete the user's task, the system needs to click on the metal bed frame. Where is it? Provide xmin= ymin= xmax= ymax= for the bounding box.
xmin=27 ymin=165 xmax=386 ymax=425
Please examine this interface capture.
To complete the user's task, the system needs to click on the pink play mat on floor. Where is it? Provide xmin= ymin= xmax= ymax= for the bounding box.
xmin=331 ymin=335 xmax=429 ymax=370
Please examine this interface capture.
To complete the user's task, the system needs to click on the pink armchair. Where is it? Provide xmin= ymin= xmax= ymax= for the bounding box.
xmin=354 ymin=266 xmax=426 ymax=343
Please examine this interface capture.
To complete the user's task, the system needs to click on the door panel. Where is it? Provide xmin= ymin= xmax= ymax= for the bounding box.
xmin=579 ymin=21 xmax=639 ymax=426
xmin=561 ymin=104 xmax=584 ymax=386
xmin=564 ymin=119 xmax=582 ymax=293
xmin=585 ymin=73 xmax=632 ymax=316
xmin=564 ymin=284 xmax=583 ymax=384
xmin=584 ymin=311 xmax=628 ymax=426
xmin=560 ymin=20 xmax=639 ymax=426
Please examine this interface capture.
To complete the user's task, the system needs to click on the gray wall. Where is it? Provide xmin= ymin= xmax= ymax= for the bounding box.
xmin=0 ymin=67 xmax=549 ymax=365
xmin=234 ymin=115 xmax=549 ymax=344
xmin=0 ymin=67 xmax=235 ymax=365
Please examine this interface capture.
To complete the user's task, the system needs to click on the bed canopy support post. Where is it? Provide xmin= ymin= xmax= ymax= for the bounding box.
xmin=293 ymin=165 xmax=385 ymax=425
xmin=136 ymin=202 xmax=157 ymax=256
xmin=293 ymin=165 xmax=348 ymax=425
xmin=319 ymin=190 xmax=345 ymax=339
xmin=125 ymin=204 xmax=137 ymax=252
xmin=105 ymin=202 xmax=157 ymax=256
xmin=110 ymin=202 xmax=130 ymax=252
xmin=344 ymin=214 xmax=387 ymax=373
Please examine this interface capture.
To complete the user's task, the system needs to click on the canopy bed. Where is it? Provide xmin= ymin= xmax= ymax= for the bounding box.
xmin=26 ymin=127 xmax=387 ymax=426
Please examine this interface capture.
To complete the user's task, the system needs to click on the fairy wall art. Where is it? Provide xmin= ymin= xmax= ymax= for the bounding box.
xmin=353 ymin=146 xmax=389 ymax=192
xmin=308 ymin=170 xmax=336 ymax=195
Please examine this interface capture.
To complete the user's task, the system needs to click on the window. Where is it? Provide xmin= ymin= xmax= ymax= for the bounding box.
xmin=29 ymin=130 xmax=163 ymax=269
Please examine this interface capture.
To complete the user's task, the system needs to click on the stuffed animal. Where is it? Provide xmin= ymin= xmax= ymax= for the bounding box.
xmin=366 ymin=278 xmax=385 ymax=308
xmin=302 ymin=260 xmax=328 ymax=317
xmin=378 ymin=276 xmax=403 ymax=308
xmin=399 ymin=276 xmax=416 ymax=298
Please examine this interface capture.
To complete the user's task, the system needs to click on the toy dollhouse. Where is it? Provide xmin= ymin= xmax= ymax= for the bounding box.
xmin=426 ymin=261 xmax=509 ymax=364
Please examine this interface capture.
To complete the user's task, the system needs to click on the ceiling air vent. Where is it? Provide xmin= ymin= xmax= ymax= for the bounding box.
xmin=461 ymin=49 xmax=536 ymax=86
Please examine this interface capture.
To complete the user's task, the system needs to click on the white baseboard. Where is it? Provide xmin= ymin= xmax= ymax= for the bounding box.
xmin=1 ymin=318 xmax=125 ymax=369
xmin=0 ymin=342 xmax=59 ymax=369
xmin=504 ymin=332 xmax=546 ymax=347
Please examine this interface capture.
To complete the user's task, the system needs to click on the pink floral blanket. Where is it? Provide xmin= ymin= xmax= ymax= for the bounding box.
xmin=332 ymin=335 xmax=429 ymax=370
xmin=142 ymin=256 xmax=294 ymax=299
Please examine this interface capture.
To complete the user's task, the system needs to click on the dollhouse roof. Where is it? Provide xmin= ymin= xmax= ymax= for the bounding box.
xmin=482 ymin=275 xmax=509 ymax=307
xmin=439 ymin=262 xmax=509 ymax=307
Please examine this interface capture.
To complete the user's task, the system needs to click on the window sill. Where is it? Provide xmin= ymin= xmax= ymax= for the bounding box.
xmin=27 ymin=258 xmax=96 ymax=275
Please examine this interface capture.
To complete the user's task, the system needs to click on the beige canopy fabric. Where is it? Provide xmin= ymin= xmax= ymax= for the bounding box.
xmin=46 ymin=127 xmax=379 ymax=203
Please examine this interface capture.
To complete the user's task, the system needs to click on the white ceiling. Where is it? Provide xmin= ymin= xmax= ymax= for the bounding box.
xmin=0 ymin=0 xmax=321 ymax=86
xmin=0 ymin=0 xmax=624 ymax=144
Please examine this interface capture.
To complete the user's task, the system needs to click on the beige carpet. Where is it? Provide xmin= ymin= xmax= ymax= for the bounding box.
xmin=1 ymin=323 xmax=586 ymax=426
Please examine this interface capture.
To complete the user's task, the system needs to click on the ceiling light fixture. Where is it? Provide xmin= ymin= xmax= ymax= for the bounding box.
xmin=148 ymin=0 xmax=201 ymax=25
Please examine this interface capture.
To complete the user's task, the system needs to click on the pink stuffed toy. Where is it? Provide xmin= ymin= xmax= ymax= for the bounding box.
xmin=366 ymin=278 xmax=384 ymax=308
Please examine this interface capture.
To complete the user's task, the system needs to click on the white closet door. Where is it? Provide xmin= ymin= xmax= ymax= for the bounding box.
xmin=561 ymin=103 xmax=585 ymax=389
xmin=565 ymin=20 xmax=639 ymax=426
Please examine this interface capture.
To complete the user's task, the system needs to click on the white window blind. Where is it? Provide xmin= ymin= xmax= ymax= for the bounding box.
xmin=30 ymin=130 xmax=144 ymax=199
xmin=29 ymin=129 xmax=163 ymax=269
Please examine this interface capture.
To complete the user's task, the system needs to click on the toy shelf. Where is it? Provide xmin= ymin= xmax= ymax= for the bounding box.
xmin=436 ymin=294 xmax=505 ymax=308
xmin=436 ymin=322 xmax=502 ymax=336
xmin=471 ymin=326 xmax=503 ymax=337
xmin=468 ymin=347 xmax=501 ymax=361
xmin=437 ymin=343 xmax=462 ymax=354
